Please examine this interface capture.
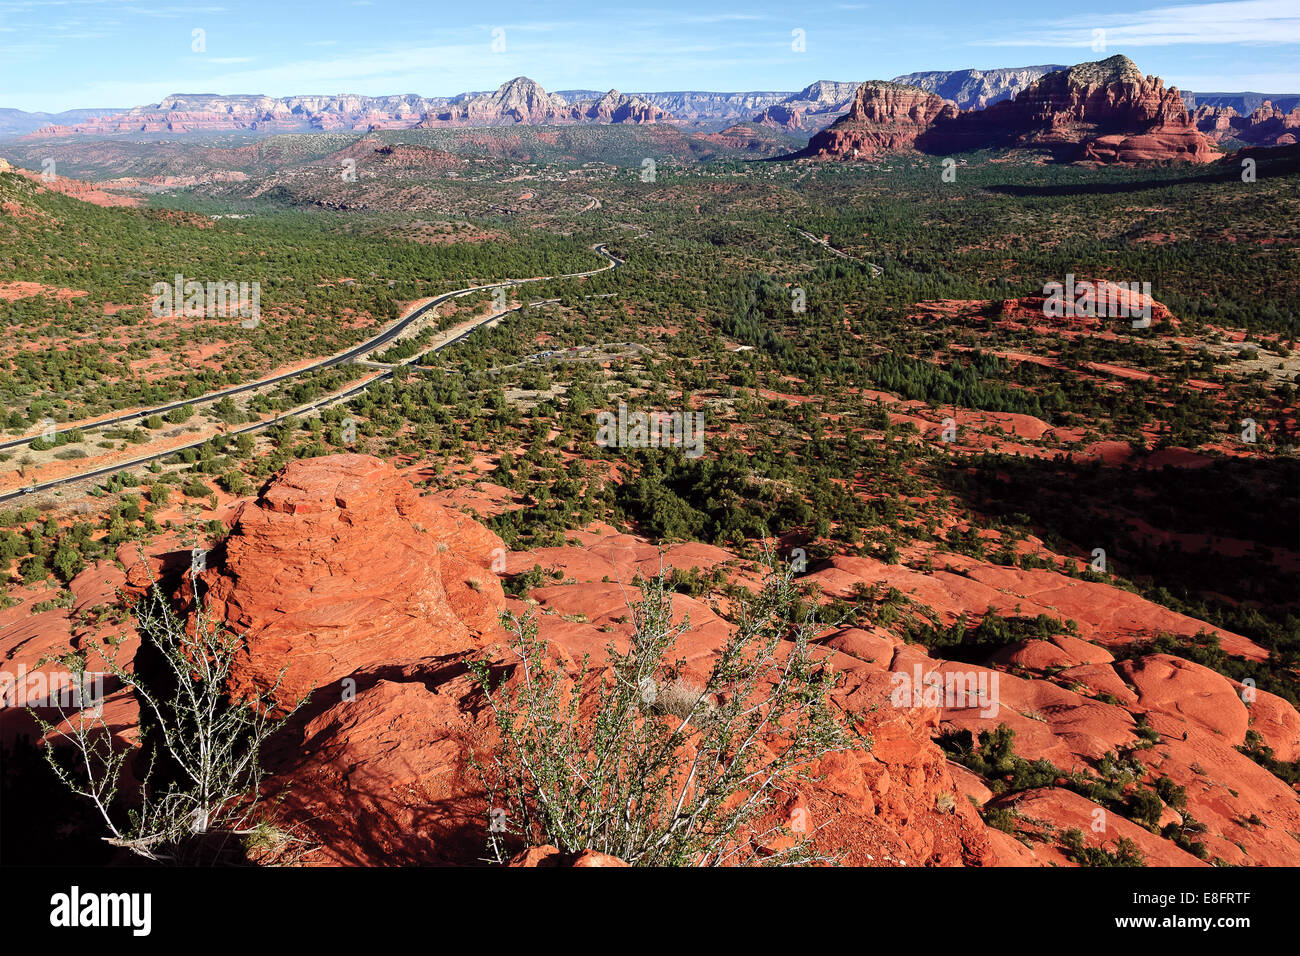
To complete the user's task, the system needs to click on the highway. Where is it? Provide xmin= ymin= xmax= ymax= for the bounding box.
xmin=0 ymin=244 xmax=620 ymax=452
xmin=1 ymin=244 xmax=622 ymax=502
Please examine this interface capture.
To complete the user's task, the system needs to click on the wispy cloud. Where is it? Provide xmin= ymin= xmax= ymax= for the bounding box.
xmin=981 ymin=0 xmax=1300 ymax=47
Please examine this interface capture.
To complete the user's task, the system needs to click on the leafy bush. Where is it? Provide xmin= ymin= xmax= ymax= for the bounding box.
xmin=181 ymin=478 xmax=211 ymax=499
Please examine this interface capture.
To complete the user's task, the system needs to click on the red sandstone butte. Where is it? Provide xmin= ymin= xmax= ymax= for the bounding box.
xmin=808 ymin=81 xmax=957 ymax=160
xmin=812 ymin=56 xmax=1217 ymax=164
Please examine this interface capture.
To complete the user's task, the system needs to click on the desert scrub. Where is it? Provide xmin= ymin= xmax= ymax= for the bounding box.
xmin=1060 ymin=828 xmax=1146 ymax=867
xmin=32 ymin=546 xmax=304 ymax=863
xmin=468 ymin=552 xmax=855 ymax=866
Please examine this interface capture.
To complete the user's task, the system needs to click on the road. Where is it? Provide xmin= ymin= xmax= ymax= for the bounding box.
xmin=1 ymin=244 xmax=622 ymax=502
xmin=0 ymin=244 xmax=620 ymax=452
xmin=794 ymin=227 xmax=883 ymax=277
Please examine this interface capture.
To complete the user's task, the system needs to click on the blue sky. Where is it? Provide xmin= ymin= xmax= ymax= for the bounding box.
xmin=2 ymin=0 xmax=1298 ymax=112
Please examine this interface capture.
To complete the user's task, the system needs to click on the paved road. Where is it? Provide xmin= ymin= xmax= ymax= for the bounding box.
xmin=1 ymin=245 xmax=622 ymax=502
xmin=794 ymin=227 xmax=883 ymax=277
xmin=0 ymin=244 xmax=620 ymax=452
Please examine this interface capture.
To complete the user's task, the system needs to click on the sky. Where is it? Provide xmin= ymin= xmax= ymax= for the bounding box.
xmin=1 ymin=0 xmax=1298 ymax=113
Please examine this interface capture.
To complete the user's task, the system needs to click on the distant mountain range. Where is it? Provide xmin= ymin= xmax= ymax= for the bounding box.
xmin=4 ymin=66 xmax=1295 ymax=140
xmin=1180 ymin=92 xmax=1300 ymax=114
xmin=0 ymin=107 xmax=128 ymax=137
xmin=891 ymin=65 xmax=1068 ymax=109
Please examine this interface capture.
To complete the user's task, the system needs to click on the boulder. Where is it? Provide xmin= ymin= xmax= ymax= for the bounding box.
xmin=200 ymin=454 xmax=506 ymax=712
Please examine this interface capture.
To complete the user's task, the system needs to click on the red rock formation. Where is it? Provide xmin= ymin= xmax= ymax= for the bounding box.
xmin=576 ymin=90 xmax=667 ymax=124
xmin=22 ymin=80 xmax=667 ymax=140
xmin=1196 ymin=102 xmax=1300 ymax=146
xmin=1115 ymin=654 xmax=1249 ymax=742
xmin=18 ymin=453 xmax=1285 ymax=867
xmin=421 ymin=81 xmax=667 ymax=126
xmin=241 ymin=499 xmax=1300 ymax=865
xmin=700 ymin=123 xmax=796 ymax=155
xmin=813 ymin=56 xmax=1218 ymax=164
xmin=508 ymin=846 xmax=630 ymax=866
xmin=963 ymin=56 xmax=1217 ymax=163
xmin=1194 ymin=104 xmax=1239 ymax=140
xmin=808 ymin=81 xmax=957 ymax=159
xmin=754 ymin=104 xmax=806 ymax=130
xmin=199 ymin=454 xmax=506 ymax=712
xmin=232 ymin=509 xmax=1000 ymax=865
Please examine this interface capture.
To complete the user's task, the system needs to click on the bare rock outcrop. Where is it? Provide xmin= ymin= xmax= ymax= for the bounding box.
xmin=808 ymin=81 xmax=958 ymax=159
xmin=200 ymin=454 xmax=506 ymax=712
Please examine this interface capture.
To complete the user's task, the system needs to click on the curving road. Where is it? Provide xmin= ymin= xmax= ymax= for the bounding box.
xmin=794 ymin=227 xmax=883 ymax=278
xmin=0 ymin=244 xmax=621 ymax=453
xmin=1 ymin=244 xmax=622 ymax=502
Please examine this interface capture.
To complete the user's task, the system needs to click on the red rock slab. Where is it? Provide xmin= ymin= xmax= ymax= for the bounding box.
xmin=1121 ymin=710 xmax=1300 ymax=865
xmin=1115 ymin=654 xmax=1249 ymax=744
xmin=508 ymin=845 xmax=629 ymax=866
xmin=261 ymin=660 xmax=494 ymax=866
xmin=937 ymin=663 xmax=1138 ymax=769
xmin=989 ymin=634 xmax=1116 ymax=672
xmin=1239 ymin=686 xmax=1300 ymax=761
xmin=1050 ymin=633 xmax=1115 ymax=665
xmin=68 ymin=561 xmax=127 ymax=614
xmin=1001 ymin=787 xmax=1208 ymax=866
xmin=949 ymin=761 xmax=994 ymax=807
xmin=984 ymin=828 xmax=1044 ymax=866
xmin=530 ymin=613 xmax=630 ymax=668
xmin=1055 ymin=663 xmax=1140 ymax=706
xmin=810 ymin=656 xmax=1001 ymax=866
xmin=808 ymin=556 xmax=1265 ymax=661
xmin=525 ymin=582 xmax=732 ymax=666
xmin=821 ymin=626 xmax=897 ymax=667
xmin=502 ymin=535 xmax=736 ymax=588
xmin=1081 ymin=130 xmax=1219 ymax=164
xmin=963 ymin=566 xmax=1268 ymax=661
xmin=988 ymin=638 xmax=1085 ymax=672
xmin=953 ymin=410 xmax=1054 ymax=441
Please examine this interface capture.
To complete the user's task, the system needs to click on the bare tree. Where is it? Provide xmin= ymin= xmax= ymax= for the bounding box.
xmin=32 ymin=546 xmax=305 ymax=863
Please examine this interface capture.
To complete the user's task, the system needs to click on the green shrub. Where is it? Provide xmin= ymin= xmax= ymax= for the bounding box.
xmin=181 ymin=479 xmax=211 ymax=499
xmin=166 ymin=404 xmax=195 ymax=425
xmin=468 ymin=553 xmax=854 ymax=865
xmin=1060 ymin=828 xmax=1146 ymax=867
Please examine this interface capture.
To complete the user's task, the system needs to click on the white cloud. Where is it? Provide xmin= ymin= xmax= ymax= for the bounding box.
xmin=981 ymin=0 xmax=1300 ymax=47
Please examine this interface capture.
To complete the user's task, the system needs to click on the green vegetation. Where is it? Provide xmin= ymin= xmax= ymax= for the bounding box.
xmin=468 ymin=556 xmax=854 ymax=865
